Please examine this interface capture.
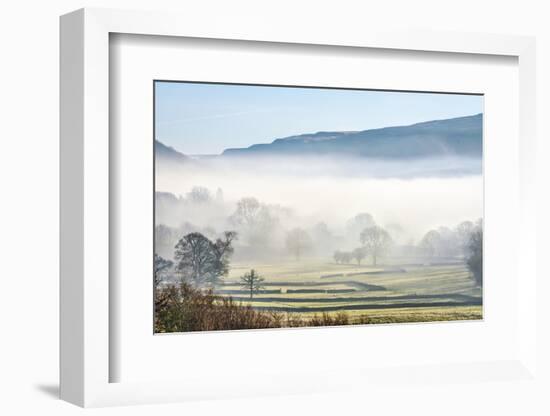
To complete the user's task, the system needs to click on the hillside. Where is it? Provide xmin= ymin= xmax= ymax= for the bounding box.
xmin=222 ymin=113 xmax=482 ymax=159
xmin=155 ymin=140 xmax=189 ymax=164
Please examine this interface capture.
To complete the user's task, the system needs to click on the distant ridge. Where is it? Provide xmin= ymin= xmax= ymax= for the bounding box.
xmin=222 ymin=113 xmax=482 ymax=159
xmin=155 ymin=140 xmax=189 ymax=163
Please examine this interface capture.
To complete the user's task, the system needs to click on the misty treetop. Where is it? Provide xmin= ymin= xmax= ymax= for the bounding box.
xmin=155 ymin=189 xmax=483 ymax=287
xmin=360 ymin=225 xmax=394 ymax=267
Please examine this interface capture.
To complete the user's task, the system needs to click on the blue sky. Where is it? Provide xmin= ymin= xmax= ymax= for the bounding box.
xmin=155 ymin=81 xmax=483 ymax=155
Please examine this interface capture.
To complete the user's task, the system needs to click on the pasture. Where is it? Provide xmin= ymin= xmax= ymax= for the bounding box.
xmin=218 ymin=259 xmax=482 ymax=325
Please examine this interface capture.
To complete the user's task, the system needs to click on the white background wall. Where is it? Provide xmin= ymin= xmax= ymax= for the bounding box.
xmin=0 ymin=0 xmax=548 ymax=414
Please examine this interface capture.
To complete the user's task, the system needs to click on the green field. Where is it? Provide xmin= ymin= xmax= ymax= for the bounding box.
xmin=217 ymin=259 xmax=482 ymax=324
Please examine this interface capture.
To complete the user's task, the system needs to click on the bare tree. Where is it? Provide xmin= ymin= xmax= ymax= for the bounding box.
xmin=174 ymin=231 xmax=236 ymax=286
xmin=419 ymin=230 xmax=442 ymax=258
xmin=229 ymin=197 xmax=280 ymax=249
xmin=285 ymin=228 xmax=312 ymax=261
xmin=154 ymin=254 xmax=173 ymax=288
xmin=240 ymin=269 xmax=265 ymax=299
xmin=229 ymin=197 xmax=261 ymax=227
xmin=352 ymin=247 xmax=367 ymax=265
xmin=360 ymin=226 xmax=393 ymax=266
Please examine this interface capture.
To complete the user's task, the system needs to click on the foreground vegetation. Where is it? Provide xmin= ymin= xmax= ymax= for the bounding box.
xmin=153 ymin=207 xmax=483 ymax=332
xmin=155 ymin=280 xmax=481 ymax=333
xmin=155 ymin=282 xmax=359 ymax=332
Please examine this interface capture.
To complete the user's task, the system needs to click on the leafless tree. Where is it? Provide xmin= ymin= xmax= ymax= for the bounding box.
xmin=240 ymin=269 xmax=265 ymax=299
xmin=229 ymin=197 xmax=262 ymax=227
xmin=419 ymin=229 xmax=442 ymax=258
xmin=174 ymin=231 xmax=237 ymax=286
xmin=154 ymin=254 xmax=173 ymax=288
xmin=360 ymin=225 xmax=393 ymax=266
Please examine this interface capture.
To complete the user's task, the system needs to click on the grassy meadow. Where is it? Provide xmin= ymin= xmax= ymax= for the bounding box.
xmin=214 ymin=259 xmax=482 ymax=325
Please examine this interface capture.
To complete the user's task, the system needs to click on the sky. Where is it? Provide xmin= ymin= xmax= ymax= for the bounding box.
xmin=155 ymin=81 xmax=483 ymax=155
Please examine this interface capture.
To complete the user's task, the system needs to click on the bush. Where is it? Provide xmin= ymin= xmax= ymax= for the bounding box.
xmin=155 ymin=283 xmax=280 ymax=332
xmin=155 ymin=283 xmax=368 ymax=332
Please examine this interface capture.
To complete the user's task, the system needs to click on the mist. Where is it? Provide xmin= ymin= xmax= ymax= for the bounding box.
xmin=155 ymin=155 xmax=482 ymax=262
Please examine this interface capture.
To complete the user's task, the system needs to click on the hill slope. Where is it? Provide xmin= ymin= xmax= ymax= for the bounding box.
xmin=222 ymin=113 xmax=482 ymax=159
xmin=155 ymin=140 xmax=189 ymax=164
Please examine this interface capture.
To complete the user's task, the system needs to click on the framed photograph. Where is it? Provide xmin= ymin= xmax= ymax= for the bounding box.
xmin=60 ymin=8 xmax=538 ymax=407
xmin=153 ymin=81 xmax=484 ymax=333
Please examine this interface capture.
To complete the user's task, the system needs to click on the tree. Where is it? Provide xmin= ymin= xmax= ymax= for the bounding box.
xmin=210 ymin=231 xmax=238 ymax=279
xmin=174 ymin=231 xmax=236 ymax=286
xmin=333 ymin=250 xmax=343 ymax=264
xmin=455 ymin=220 xmax=474 ymax=256
xmin=229 ymin=197 xmax=280 ymax=249
xmin=154 ymin=254 xmax=173 ymax=288
xmin=340 ymin=251 xmax=352 ymax=264
xmin=285 ymin=228 xmax=312 ymax=261
xmin=186 ymin=186 xmax=212 ymax=204
xmin=360 ymin=225 xmax=393 ymax=266
xmin=347 ymin=213 xmax=375 ymax=232
xmin=346 ymin=213 xmax=376 ymax=241
xmin=466 ymin=222 xmax=483 ymax=286
xmin=352 ymin=247 xmax=367 ymax=265
xmin=419 ymin=230 xmax=441 ymax=258
xmin=229 ymin=197 xmax=262 ymax=227
xmin=240 ymin=269 xmax=265 ymax=299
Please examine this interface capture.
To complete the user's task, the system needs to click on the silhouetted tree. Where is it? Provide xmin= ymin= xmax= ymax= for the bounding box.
xmin=466 ymin=222 xmax=483 ymax=286
xmin=240 ymin=269 xmax=265 ymax=299
xmin=174 ymin=231 xmax=236 ymax=286
xmin=211 ymin=231 xmax=238 ymax=279
xmin=154 ymin=254 xmax=173 ymax=288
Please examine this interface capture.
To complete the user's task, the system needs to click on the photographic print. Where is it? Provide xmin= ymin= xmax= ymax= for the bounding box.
xmin=154 ymin=81 xmax=483 ymax=333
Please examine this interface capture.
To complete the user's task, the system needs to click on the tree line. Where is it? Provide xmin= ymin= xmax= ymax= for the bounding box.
xmin=331 ymin=220 xmax=483 ymax=286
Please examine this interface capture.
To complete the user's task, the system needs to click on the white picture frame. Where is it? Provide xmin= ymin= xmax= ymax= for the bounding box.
xmin=60 ymin=7 xmax=538 ymax=407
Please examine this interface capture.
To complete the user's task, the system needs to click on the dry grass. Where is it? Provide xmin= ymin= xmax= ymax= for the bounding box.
xmin=155 ymin=282 xmax=481 ymax=333
xmin=156 ymin=283 xmax=355 ymax=332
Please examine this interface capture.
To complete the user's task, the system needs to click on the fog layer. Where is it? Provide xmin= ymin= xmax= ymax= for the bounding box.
xmin=155 ymin=155 xmax=482 ymax=246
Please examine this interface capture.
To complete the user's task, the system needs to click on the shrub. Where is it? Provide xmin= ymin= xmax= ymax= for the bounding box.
xmin=155 ymin=282 xmax=279 ymax=332
xmin=155 ymin=283 xmax=368 ymax=332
